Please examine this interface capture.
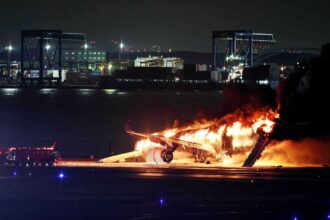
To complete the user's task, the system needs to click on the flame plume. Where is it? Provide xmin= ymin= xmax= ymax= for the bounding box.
xmin=134 ymin=108 xmax=279 ymax=165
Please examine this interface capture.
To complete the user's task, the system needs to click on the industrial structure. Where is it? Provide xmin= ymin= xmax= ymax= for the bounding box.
xmin=212 ymin=30 xmax=276 ymax=69
xmin=20 ymin=30 xmax=86 ymax=86
xmin=212 ymin=30 xmax=276 ymax=81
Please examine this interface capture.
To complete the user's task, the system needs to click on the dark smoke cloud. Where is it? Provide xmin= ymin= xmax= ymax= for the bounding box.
xmin=275 ymin=43 xmax=330 ymax=139
xmin=219 ymin=83 xmax=277 ymax=116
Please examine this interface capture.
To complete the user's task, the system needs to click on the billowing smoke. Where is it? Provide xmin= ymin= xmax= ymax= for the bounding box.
xmin=215 ymin=43 xmax=330 ymax=166
xmin=256 ymin=137 xmax=330 ymax=166
xmin=275 ymin=43 xmax=330 ymax=138
xmin=251 ymin=43 xmax=330 ymax=166
xmin=220 ymin=83 xmax=276 ymax=117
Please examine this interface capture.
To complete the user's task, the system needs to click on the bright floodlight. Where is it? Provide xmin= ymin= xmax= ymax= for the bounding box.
xmin=84 ymin=43 xmax=88 ymax=49
xmin=6 ymin=45 xmax=13 ymax=51
xmin=45 ymin=44 xmax=51 ymax=50
xmin=120 ymin=42 xmax=124 ymax=49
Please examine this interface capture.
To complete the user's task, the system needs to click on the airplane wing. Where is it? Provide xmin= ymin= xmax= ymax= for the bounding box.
xmin=126 ymin=128 xmax=216 ymax=155
xmin=99 ymin=151 xmax=143 ymax=163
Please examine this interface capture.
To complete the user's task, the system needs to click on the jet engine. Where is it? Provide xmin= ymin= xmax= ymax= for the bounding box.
xmin=145 ymin=148 xmax=174 ymax=164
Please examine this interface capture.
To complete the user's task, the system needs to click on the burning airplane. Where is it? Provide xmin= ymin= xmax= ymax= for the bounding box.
xmin=101 ymin=108 xmax=279 ymax=167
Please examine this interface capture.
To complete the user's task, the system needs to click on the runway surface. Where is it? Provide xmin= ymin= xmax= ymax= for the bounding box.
xmin=0 ymin=162 xmax=330 ymax=219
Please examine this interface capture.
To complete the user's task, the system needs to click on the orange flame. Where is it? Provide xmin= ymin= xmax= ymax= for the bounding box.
xmin=135 ymin=108 xmax=279 ymax=162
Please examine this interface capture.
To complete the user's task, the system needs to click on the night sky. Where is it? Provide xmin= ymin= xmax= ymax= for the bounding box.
xmin=0 ymin=0 xmax=329 ymax=52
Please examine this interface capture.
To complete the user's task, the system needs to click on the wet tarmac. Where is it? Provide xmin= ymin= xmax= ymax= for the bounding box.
xmin=0 ymin=165 xmax=330 ymax=219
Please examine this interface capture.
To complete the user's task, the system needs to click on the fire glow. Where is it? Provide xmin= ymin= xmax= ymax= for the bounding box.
xmin=134 ymin=108 xmax=278 ymax=164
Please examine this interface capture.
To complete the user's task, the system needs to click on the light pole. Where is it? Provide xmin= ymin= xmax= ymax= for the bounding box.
xmin=83 ymin=43 xmax=91 ymax=84
xmin=119 ymin=42 xmax=124 ymax=69
xmin=84 ymin=43 xmax=89 ymax=71
xmin=119 ymin=42 xmax=124 ymax=60
xmin=45 ymin=44 xmax=51 ymax=69
xmin=5 ymin=45 xmax=13 ymax=77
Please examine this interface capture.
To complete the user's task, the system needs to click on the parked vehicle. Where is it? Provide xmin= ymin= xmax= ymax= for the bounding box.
xmin=1 ymin=143 xmax=61 ymax=166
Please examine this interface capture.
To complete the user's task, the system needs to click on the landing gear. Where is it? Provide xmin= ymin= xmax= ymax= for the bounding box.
xmin=193 ymin=149 xmax=207 ymax=163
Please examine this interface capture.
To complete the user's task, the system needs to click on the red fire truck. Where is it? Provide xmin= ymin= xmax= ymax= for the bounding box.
xmin=0 ymin=143 xmax=61 ymax=166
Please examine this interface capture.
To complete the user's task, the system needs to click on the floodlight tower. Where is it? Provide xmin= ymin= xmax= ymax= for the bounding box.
xmin=84 ymin=42 xmax=89 ymax=70
xmin=5 ymin=44 xmax=13 ymax=76
xmin=119 ymin=42 xmax=124 ymax=61
xmin=119 ymin=42 xmax=124 ymax=69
